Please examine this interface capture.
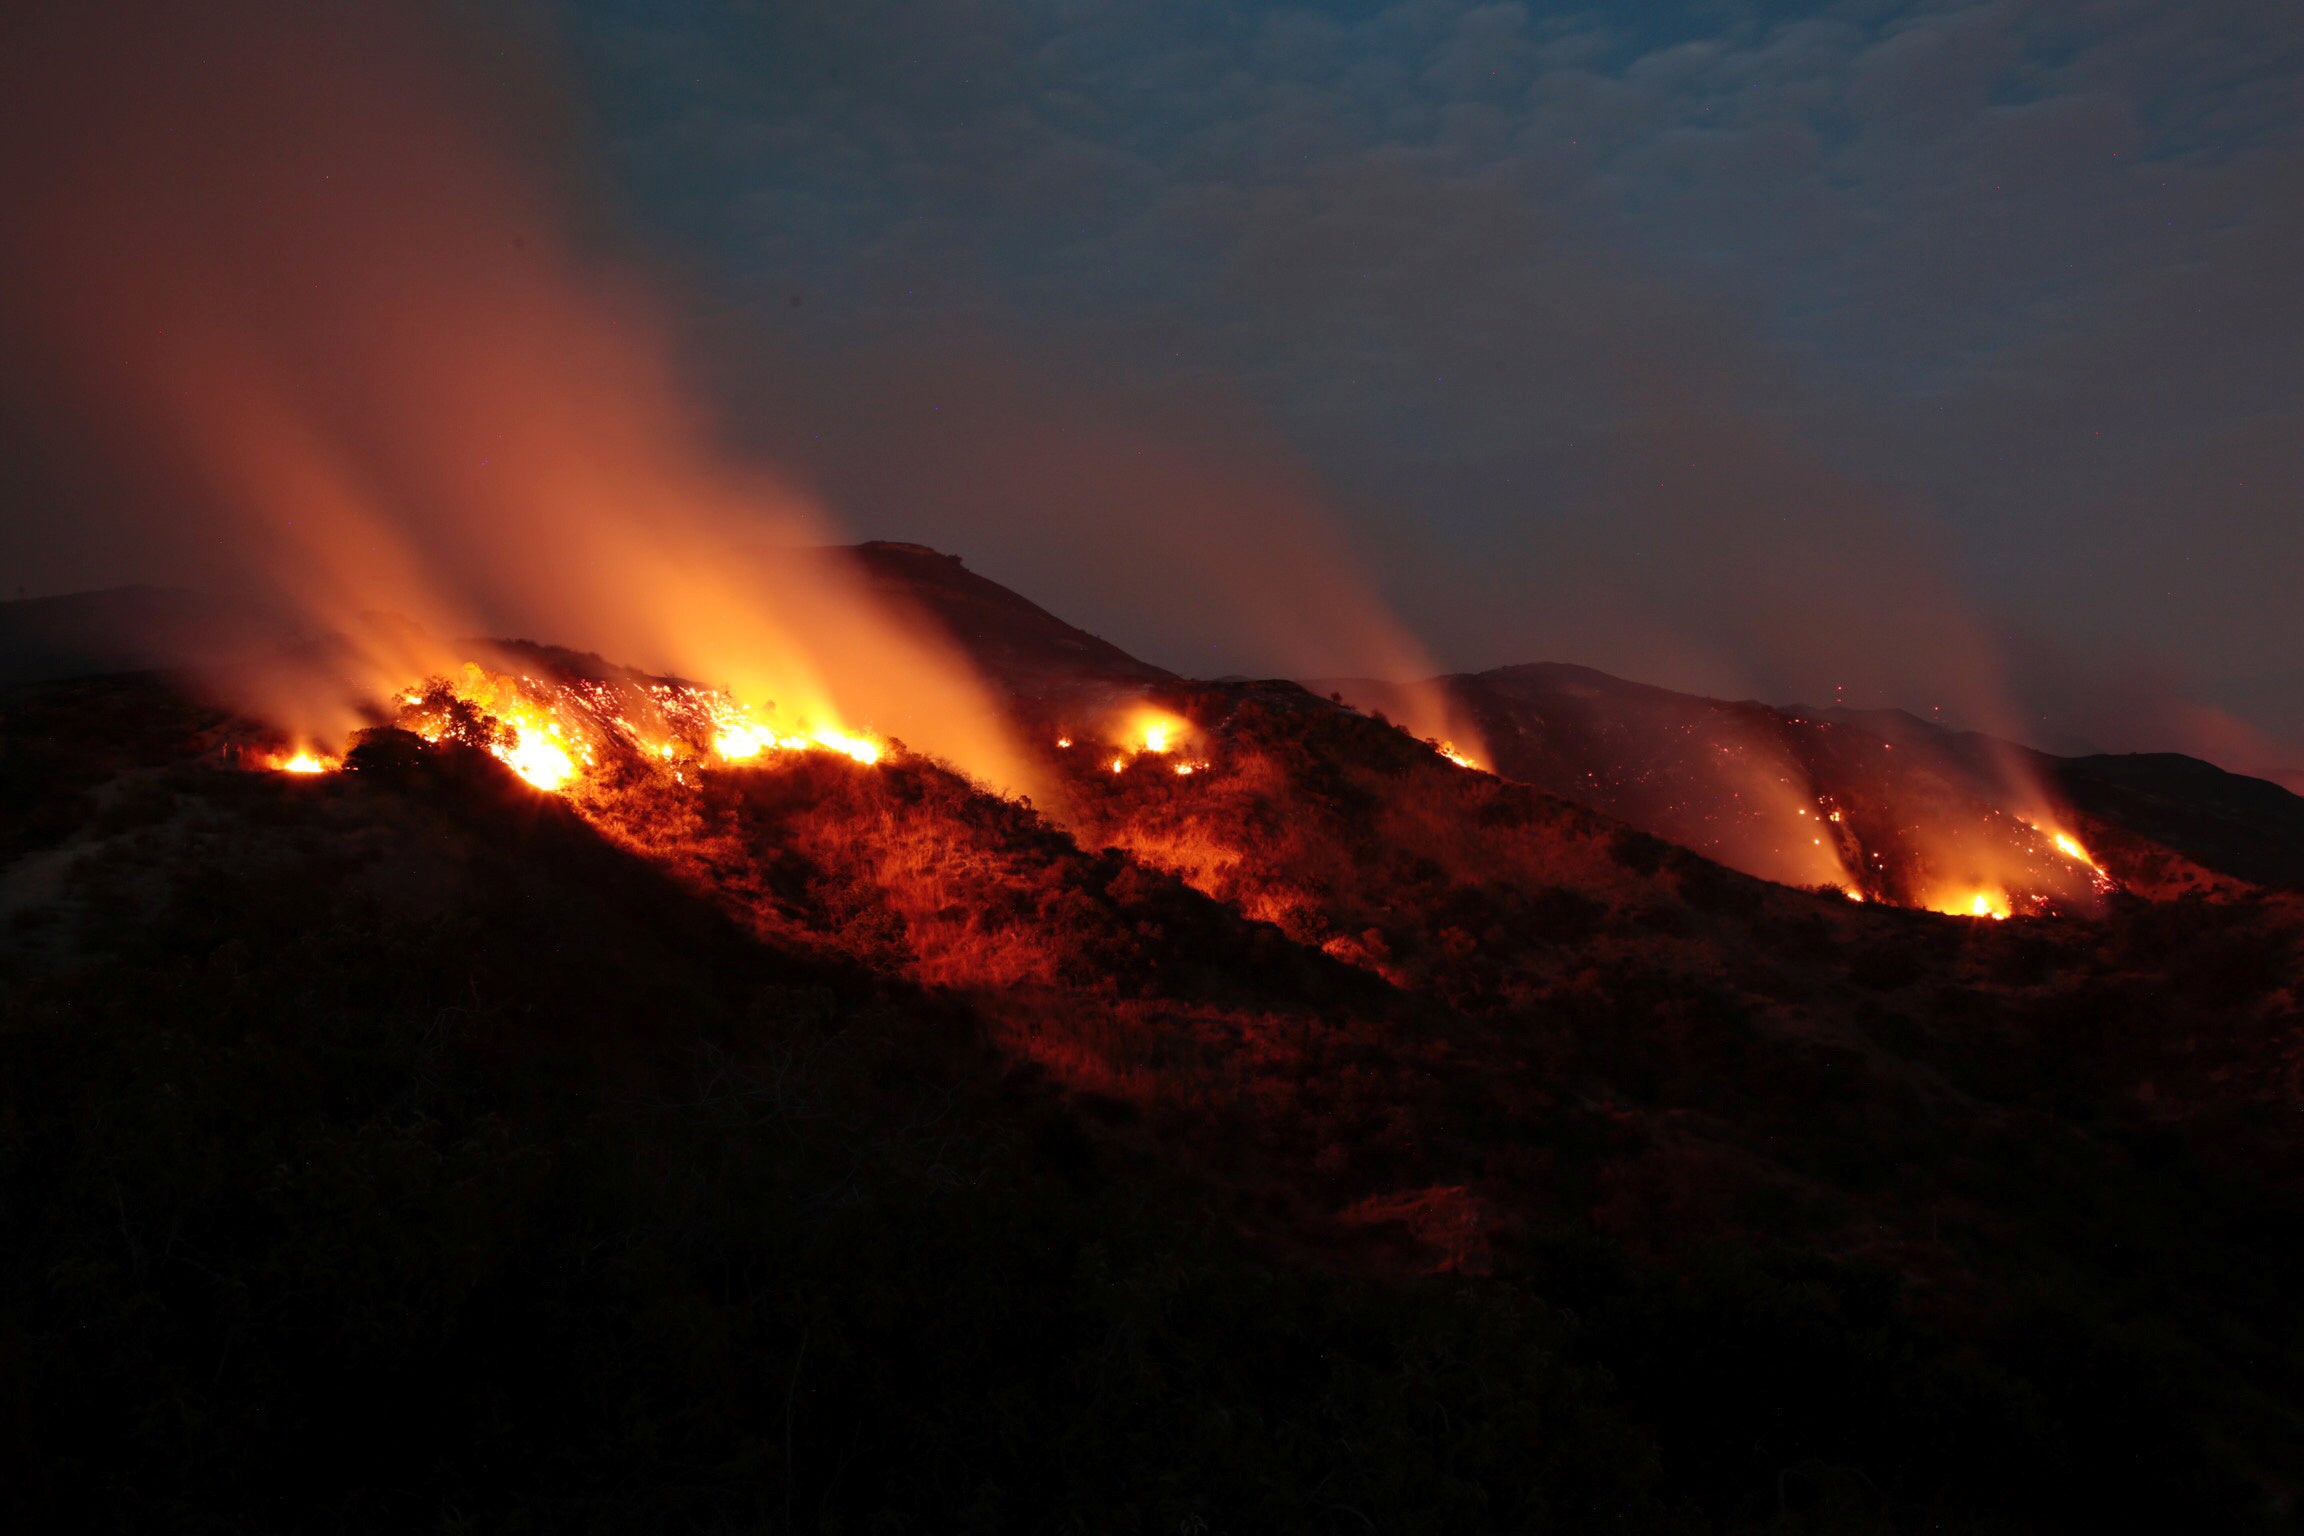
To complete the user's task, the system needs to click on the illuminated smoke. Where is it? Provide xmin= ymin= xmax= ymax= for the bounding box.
xmin=0 ymin=2 xmax=1035 ymax=795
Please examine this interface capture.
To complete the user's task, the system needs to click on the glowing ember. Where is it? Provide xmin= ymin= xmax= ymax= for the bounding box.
xmin=1056 ymin=737 xmax=1073 ymax=749
xmin=1110 ymin=757 xmax=1127 ymax=774
xmin=274 ymin=751 xmax=333 ymax=775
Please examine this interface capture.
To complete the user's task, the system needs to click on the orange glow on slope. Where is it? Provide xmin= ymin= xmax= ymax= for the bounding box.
xmin=1435 ymin=741 xmax=1481 ymax=770
xmin=499 ymin=730 xmax=578 ymax=792
xmin=1100 ymin=706 xmax=1204 ymax=776
xmin=1123 ymin=707 xmax=1192 ymax=756
xmin=372 ymin=661 xmax=887 ymax=796
xmin=1902 ymin=825 xmax=2110 ymax=919
xmin=1926 ymin=888 xmax=2012 ymax=920
xmin=715 ymin=720 xmax=883 ymax=767
xmin=2035 ymin=826 xmax=2112 ymax=880
xmin=1902 ymin=821 xmax=2115 ymax=920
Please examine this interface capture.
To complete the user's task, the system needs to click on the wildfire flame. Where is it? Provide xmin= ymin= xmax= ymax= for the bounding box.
xmin=0 ymin=2 xmax=1043 ymax=804
xmin=1099 ymin=706 xmax=1201 ymax=777
xmin=715 ymin=720 xmax=882 ymax=767
xmin=2041 ymin=827 xmax=2111 ymax=880
xmin=264 ymin=659 xmax=888 ymax=794
xmin=498 ymin=730 xmax=578 ymax=792
xmin=1123 ymin=708 xmax=1190 ymax=757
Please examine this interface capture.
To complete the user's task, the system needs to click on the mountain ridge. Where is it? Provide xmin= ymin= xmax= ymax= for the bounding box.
xmin=10 ymin=556 xmax=2298 ymax=900
xmin=6 ymin=573 xmax=2304 ymax=1528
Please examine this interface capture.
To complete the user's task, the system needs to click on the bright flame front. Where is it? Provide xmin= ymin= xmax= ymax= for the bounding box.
xmin=265 ymin=660 xmax=887 ymax=794
xmin=499 ymin=730 xmax=577 ymax=791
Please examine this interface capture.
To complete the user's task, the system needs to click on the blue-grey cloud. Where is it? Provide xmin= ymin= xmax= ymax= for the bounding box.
xmin=8 ymin=0 xmax=2299 ymax=778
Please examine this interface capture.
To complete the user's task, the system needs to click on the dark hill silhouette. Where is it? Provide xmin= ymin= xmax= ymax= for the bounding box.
xmin=1312 ymin=662 xmax=2300 ymax=899
xmin=792 ymin=547 xmax=2298 ymax=902
xmin=2056 ymin=751 xmax=2304 ymax=889
xmin=17 ymin=557 xmax=2296 ymax=901
xmin=707 ymin=547 xmax=2298 ymax=905
xmin=801 ymin=540 xmax=1174 ymax=693
xmin=7 ymin=653 xmax=2304 ymax=1530
xmin=0 ymin=584 xmax=297 ymax=685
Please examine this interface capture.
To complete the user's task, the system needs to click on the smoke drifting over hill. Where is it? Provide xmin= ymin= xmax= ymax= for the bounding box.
xmin=3 ymin=1 xmax=2297 ymax=795
xmin=0 ymin=2 xmax=1030 ymax=790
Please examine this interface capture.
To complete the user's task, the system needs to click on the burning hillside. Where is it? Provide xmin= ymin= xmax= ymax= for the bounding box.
xmin=8 ymin=1 xmax=2304 ymax=1526
xmin=11 ymin=648 xmax=2304 ymax=1532
xmin=1319 ymin=664 xmax=2161 ymax=919
xmin=297 ymin=657 xmax=886 ymax=794
xmin=43 ymin=544 xmax=2268 ymax=937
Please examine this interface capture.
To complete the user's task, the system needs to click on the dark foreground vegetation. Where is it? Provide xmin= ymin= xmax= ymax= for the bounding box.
xmin=5 ymin=672 xmax=2304 ymax=1532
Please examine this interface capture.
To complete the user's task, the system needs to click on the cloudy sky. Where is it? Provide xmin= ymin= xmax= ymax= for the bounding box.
xmin=6 ymin=1 xmax=2301 ymax=774
xmin=532 ymin=0 xmax=2303 ymax=770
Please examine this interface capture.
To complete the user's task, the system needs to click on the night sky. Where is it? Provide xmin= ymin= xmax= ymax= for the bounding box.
xmin=6 ymin=2 xmax=2301 ymax=779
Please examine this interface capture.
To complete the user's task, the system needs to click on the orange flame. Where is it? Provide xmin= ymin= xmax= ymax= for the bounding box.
xmin=342 ymin=661 xmax=892 ymax=797
xmin=499 ymin=731 xmax=578 ymax=792
xmin=1435 ymin=741 xmax=1480 ymax=770
xmin=0 ymin=2 xmax=1035 ymax=802
xmin=1123 ymin=707 xmax=1191 ymax=757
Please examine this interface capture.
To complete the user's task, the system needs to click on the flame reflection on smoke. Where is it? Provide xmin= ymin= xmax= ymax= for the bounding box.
xmin=0 ymin=2 xmax=1035 ymax=798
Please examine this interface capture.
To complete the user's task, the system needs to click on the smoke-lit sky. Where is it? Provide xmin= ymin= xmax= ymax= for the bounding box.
xmin=543 ymin=0 xmax=2304 ymax=771
xmin=4 ymin=2 xmax=2300 ymax=779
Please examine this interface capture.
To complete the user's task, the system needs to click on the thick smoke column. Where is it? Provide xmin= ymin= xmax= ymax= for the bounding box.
xmin=0 ymin=1 xmax=1032 ymax=792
